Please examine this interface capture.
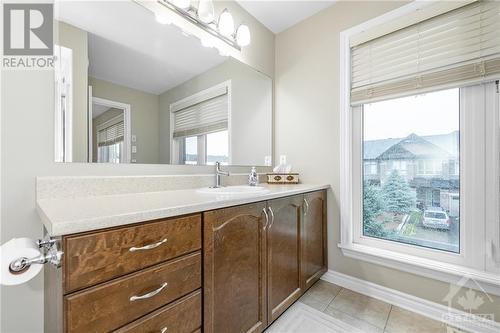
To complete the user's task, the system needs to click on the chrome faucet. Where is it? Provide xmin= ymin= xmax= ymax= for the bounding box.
xmin=212 ymin=161 xmax=229 ymax=188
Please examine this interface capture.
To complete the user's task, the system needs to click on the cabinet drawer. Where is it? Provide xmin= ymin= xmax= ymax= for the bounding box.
xmin=65 ymin=252 xmax=201 ymax=333
xmin=113 ymin=289 xmax=202 ymax=333
xmin=63 ymin=214 xmax=201 ymax=292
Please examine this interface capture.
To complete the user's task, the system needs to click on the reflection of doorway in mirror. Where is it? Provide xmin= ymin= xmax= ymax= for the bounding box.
xmin=89 ymin=95 xmax=131 ymax=163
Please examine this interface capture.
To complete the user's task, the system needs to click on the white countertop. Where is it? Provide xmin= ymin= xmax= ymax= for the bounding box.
xmin=37 ymin=184 xmax=330 ymax=236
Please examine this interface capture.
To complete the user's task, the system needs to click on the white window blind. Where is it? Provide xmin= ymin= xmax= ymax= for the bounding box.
xmin=98 ymin=120 xmax=124 ymax=147
xmin=172 ymin=86 xmax=228 ymax=138
xmin=351 ymin=0 xmax=500 ymax=104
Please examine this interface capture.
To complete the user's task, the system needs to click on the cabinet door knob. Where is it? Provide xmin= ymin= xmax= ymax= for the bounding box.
xmin=129 ymin=238 xmax=167 ymax=252
xmin=129 ymin=282 xmax=168 ymax=301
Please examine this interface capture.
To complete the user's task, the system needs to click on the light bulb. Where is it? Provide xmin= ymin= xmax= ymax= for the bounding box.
xmin=171 ymin=0 xmax=190 ymax=9
xmin=198 ymin=0 xmax=214 ymax=24
xmin=155 ymin=12 xmax=172 ymax=25
xmin=236 ymin=24 xmax=250 ymax=47
xmin=218 ymin=9 xmax=234 ymax=37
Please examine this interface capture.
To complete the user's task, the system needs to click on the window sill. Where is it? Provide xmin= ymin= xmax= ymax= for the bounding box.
xmin=338 ymin=242 xmax=500 ymax=296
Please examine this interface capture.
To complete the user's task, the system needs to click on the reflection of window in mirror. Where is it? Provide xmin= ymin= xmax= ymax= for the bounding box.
xmin=171 ymin=82 xmax=230 ymax=165
xmin=90 ymin=97 xmax=130 ymax=163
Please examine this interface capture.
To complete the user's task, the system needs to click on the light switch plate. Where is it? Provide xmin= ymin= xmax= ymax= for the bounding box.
xmin=279 ymin=155 xmax=287 ymax=165
xmin=132 ymin=146 xmax=137 ymax=153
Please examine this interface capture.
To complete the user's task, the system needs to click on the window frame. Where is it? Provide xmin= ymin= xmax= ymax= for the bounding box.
xmin=339 ymin=2 xmax=500 ymax=295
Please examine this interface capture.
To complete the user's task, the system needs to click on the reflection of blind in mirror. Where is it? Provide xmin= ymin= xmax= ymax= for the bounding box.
xmin=98 ymin=121 xmax=124 ymax=147
xmin=172 ymin=88 xmax=228 ymax=138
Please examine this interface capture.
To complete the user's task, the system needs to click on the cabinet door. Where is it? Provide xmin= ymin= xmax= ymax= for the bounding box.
xmin=204 ymin=202 xmax=268 ymax=333
xmin=302 ymin=191 xmax=327 ymax=290
xmin=267 ymin=195 xmax=303 ymax=323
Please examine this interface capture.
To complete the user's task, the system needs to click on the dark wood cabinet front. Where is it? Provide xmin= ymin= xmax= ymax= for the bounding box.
xmin=203 ymin=202 xmax=268 ymax=333
xmin=301 ymin=191 xmax=327 ymax=290
xmin=266 ymin=195 xmax=303 ymax=323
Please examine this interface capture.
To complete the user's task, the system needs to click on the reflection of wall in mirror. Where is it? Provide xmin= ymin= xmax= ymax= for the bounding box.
xmin=159 ymin=58 xmax=272 ymax=166
xmin=89 ymin=77 xmax=160 ymax=164
xmin=55 ymin=21 xmax=88 ymax=162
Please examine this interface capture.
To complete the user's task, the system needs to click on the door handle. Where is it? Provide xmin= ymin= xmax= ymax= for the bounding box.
xmin=262 ymin=208 xmax=269 ymax=230
xmin=303 ymin=198 xmax=309 ymax=216
xmin=268 ymin=207 xmax=275 ymax=229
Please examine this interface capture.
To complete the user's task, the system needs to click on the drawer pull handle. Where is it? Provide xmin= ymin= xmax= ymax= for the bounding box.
xmin=129 ymin=238 xmax=167 ymax=252
xmin=160 ymin=327 xmax=168 ymax=333
xmin=130 ymin=282 xmax=168 ymax=301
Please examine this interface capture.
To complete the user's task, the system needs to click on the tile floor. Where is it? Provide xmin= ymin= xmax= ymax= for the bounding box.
xmin=268 ymin=280 xmax=466 ymax=333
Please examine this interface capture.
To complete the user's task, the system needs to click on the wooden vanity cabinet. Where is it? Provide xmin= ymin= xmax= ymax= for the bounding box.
xmin=203 ymin=202 xmax=268 ymax=333
xmin=46 ymin=189 xmax=326 ymax=333
xmin=266 ymin=195 xmax=303 ymax=323
xmin=203 ymin=190 xmax=327 ymax=332
xmin=301 ymin=190 xmax=328 ymax=290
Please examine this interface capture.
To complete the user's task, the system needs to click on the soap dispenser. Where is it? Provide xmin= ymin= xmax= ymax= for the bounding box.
xmin=248 ymin=167 xmax=259 ymax=186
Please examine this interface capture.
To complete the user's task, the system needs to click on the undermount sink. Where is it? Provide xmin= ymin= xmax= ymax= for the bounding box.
xmin=197 ymin=185 xmax=270 ymax=195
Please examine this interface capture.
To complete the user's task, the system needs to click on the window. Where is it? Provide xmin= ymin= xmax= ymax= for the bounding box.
xmin=170 ymin=82 xmax=230 ymax=165
xmin=177 ymin=130 xmax=229 ymax=165
xmin=340 ymin=0 xmax=500 ymax=288
xmin=96 ymin=117 xmax=124 ymax=163
xmin=362 ymin=89 xmax=460 ymax=253
xmin=183 ymin=136 xmax=198 ymax=165
xmin=206 ymin=130 xmax=228 ymax=165
xmin=364 ymin=162 xmax=377 ymax=175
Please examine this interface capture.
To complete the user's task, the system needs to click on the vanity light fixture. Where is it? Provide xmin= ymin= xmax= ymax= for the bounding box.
xmin=170 ymin=0 xmax=190 ymax=9
xmin=158 ymin=0 xmax=251 ymax=50
xmin=197 ymin=0 xmax=215 ymax=24
xmin=218 ymin=8 xmax=234 ymax=37
xmin=236 ymin=24 xmax=251 ymax=47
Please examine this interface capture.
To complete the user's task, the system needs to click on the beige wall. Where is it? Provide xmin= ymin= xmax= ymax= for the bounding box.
xmin=90 ymin=77 xmax=160 ymax=164
xmin=275 ymin=0 xmax=500 ymax=320
xmin=55 ymin=21 xmax=88 ymax=163
xmin=214 ymin=1 xmax=275 ymax=78
xmin=0 ymin=1 xmax=274 ymax=332
xmin=159 ymin=58 xmax=272 ymax=165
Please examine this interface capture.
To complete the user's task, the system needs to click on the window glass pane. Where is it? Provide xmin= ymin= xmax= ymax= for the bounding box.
xmin=363 ymin=88 xmax=460 ymax=253
xmin=184 ymin=136 xmax=198 ymax=165
xmin=206 ymin=130 xmax=228 ymax=165
xmin=97 ymin=142 xmax=122 ymax=163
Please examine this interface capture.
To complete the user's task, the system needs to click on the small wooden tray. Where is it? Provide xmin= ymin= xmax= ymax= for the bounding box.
xmin=266 ymin=173 xmax=299 ymax=184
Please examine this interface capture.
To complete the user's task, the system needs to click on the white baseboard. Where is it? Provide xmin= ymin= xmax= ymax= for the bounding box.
xmin=321 ymin=270 xmax=500 ymax=333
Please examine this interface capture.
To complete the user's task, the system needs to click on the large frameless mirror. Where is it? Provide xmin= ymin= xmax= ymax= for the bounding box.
xmin=53 ymin=1 xmax=272 ymax=166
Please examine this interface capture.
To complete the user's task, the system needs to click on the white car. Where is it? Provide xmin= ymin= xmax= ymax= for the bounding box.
xmin=423 ymin=208 xmax=451 ymax=230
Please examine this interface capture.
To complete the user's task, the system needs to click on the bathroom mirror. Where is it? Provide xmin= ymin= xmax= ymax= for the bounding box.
xmin=53 ymin=1 xmax=272 ymax=166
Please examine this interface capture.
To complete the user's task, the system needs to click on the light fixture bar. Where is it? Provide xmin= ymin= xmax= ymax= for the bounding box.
xmin=157 ymin=0 xmax=241 ymax=51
